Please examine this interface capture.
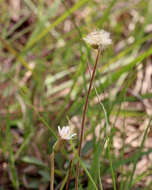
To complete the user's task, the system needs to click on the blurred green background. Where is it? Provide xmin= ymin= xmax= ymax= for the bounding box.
xmin=0 ymin=0 xmax=152 ymax=189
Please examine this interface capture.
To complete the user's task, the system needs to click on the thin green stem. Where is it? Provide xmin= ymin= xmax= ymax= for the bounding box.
xmin=107 ymin=138 xmax=117 ymax=190
xmin=50 ymin=151 xmax=55 ymax=190
xmin=75 ymin=47 xmax=102 ymax=190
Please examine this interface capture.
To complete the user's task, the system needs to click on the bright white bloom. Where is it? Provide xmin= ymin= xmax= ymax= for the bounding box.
xmin=58 ymin=126 xmax=76 ymax=140
xmin=83 ymin=29 xmax=112 ymax=49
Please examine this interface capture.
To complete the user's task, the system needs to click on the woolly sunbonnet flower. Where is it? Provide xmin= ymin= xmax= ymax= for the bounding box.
xmin=83 ymin=29 xmax=112 ymax=49
xmin=58 ymin=126 xmax=76 ymax=140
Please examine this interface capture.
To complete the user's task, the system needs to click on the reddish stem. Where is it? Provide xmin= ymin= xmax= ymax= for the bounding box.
xmin=75 ymin=47 xmax=101 ymax=190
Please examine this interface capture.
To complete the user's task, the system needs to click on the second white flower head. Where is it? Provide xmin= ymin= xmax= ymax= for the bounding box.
xmin=58 ymin=126 xmax=76 ymax=140
xmin=83 ymin=29 xmax=112 ymax=49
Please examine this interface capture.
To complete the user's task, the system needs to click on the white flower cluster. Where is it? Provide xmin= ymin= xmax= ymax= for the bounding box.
xmin=83 ymin=29 xmax=112 ymax=49
xmin=58 ymin=126 xmax=76 ymax=140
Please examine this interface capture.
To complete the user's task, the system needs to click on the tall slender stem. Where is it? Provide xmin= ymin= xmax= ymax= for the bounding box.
xmin=75 ymin=47 xmax=102 ymax=190
xmin=50 ymin=152 xmax=55 ymax=190
xmin=66 ymin=160 xmax=73 ymax=190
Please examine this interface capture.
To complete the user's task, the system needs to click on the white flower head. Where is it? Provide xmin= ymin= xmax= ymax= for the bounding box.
xmin=83 ymin=29 xmax=112 ymax=49
xmin=58 ymin=126 xmax=76 ymax=140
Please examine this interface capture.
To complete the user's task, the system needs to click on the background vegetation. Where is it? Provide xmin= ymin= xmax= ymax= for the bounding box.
xmin=0 ymin=0 xmax=152 ymax=189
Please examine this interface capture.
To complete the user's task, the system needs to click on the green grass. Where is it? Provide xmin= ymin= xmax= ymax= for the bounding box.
xmin=1 ymin=0 xmax=152 ymax=189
